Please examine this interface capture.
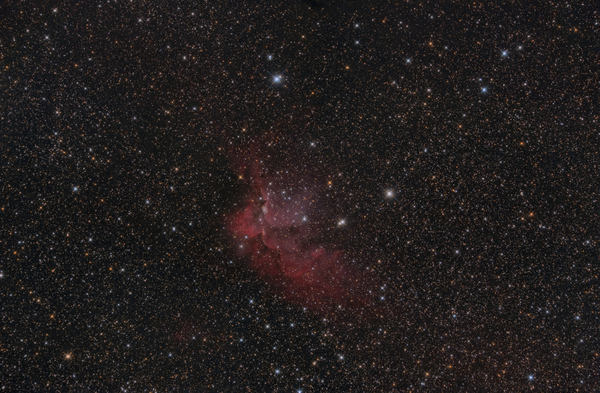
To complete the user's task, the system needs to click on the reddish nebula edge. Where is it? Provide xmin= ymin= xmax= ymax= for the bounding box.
xmin=225 ymin=137 xmax=386 ymax=320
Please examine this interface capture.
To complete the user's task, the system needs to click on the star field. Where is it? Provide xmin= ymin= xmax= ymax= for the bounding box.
xmin=1 ymin=1 xmax=598 ymax=391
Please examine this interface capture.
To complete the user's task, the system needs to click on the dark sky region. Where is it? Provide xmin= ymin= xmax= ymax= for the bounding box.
xmin=1 ymin=1 xmax=598 ymax=391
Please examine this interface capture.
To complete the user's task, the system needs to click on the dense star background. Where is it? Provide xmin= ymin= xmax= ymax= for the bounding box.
xmin=1 ymin=0 xmax=598 ymax=391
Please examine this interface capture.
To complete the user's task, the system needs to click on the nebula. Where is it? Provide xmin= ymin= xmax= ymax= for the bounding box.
xmin=226 ymin=128 xmax=384 ymax=319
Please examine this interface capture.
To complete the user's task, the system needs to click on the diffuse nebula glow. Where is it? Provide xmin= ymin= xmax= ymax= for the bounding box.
xmin=226 ymin=132 xmax=384 ymax=319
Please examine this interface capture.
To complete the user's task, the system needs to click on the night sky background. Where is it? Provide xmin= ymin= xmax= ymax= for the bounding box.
xmin=1 ymin=0 xmax=599 ymax=391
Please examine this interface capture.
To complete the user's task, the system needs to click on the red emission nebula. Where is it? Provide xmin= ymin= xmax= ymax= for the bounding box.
xmin=226 ymin=128 xmax=387 ymax=320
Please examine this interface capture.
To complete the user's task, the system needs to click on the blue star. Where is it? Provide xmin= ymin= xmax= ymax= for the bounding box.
xmin=481 ymin=87 xmax=488 ymax=93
